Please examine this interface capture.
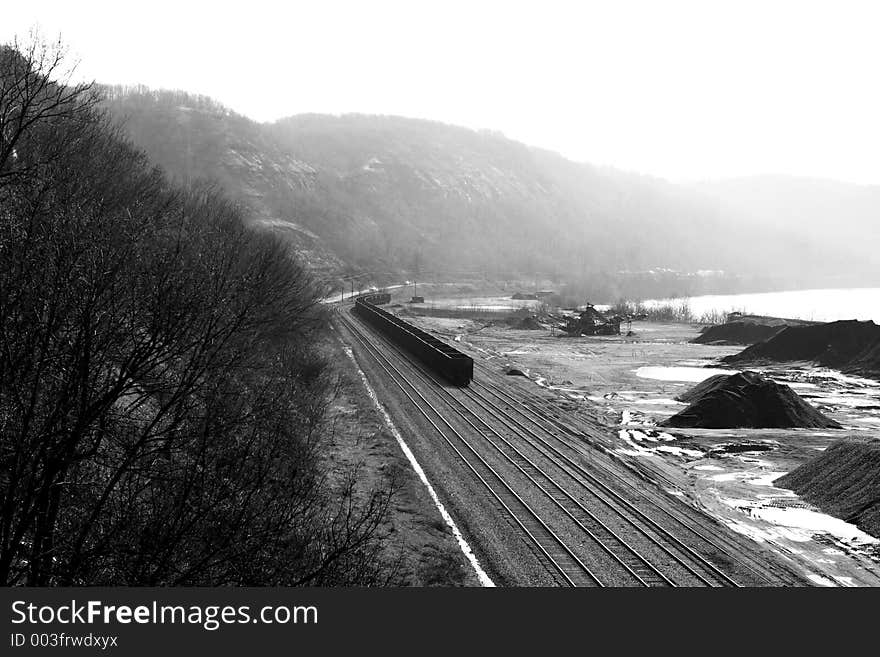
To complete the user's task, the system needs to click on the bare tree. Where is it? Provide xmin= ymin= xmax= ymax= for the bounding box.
xmin=0 ymin=36 xmax=398 ymax=586
xmin=0 ymin=33 xmax=99 ymax=185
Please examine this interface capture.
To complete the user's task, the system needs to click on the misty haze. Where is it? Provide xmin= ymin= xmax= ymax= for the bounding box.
xmin=2 ymin=2 xmax=880 ymax=592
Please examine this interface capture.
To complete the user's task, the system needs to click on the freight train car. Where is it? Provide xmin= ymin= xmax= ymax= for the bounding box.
xmin=353 ymin=296 xmax=473 ymax=386
xmin=358 ymin=292 xmax=391 ymax=305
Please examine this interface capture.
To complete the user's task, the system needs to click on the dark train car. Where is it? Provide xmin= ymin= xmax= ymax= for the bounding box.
xmin=358 ymin=292 xmax=391 ymax=305
xmin=353 ymin=296 xmax=473 ymax=386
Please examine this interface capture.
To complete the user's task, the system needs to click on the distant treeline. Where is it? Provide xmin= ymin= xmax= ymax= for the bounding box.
xmin=0 ymin=39 xmax=395 ymax=585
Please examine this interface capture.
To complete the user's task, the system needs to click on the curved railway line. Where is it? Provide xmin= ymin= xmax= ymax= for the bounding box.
xmin=337 ymin=305 xmax=806 ymax=587
xmin=338 ymin=310 xmax=603 ymax=586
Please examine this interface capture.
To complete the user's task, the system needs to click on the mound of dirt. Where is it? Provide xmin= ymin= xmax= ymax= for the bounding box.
xmin=692 ymin=315 xmax=815 ymax=346
xmin=662 ymin=371 xmax=841 ymax=429
xmin=721 ymin=320 xmax=880 ymax=373
xmin=778 ymin=438 xmax=880 ymax=538
xmin=675 ymin=373 xmax=733 ymax=403
xmin=512 ymin=316 xmax=544 ymax=330
xmin=845 ymin=341 xmax=880 ymax=379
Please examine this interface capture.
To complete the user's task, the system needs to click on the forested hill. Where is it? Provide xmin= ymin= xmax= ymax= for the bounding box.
xmin=101 ymin=86 xmax=880 ymax=292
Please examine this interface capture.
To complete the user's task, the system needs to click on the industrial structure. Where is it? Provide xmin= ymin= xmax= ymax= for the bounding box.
xmin=564 ymin=304 xmax=622 ymax=336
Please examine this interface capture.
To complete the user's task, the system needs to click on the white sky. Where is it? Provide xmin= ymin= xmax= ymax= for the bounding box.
xmin=3 ymin=0 xmax=879 ymax=184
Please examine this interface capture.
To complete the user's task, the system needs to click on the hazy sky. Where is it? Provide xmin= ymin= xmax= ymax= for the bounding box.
xmin=3 ymin=0 xmax=879 ymax=184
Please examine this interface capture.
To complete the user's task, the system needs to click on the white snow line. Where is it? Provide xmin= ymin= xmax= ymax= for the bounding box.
xmin=343 ymin=347 xmax=495 ymax=587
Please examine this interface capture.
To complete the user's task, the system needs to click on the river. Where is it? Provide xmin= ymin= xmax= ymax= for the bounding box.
xmin=647 ymin=287 xmax=880 ymax=323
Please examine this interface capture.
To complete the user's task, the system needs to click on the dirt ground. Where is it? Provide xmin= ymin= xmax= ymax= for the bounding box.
xmin=404 ymin=311 xmax=880 ymax=587
xmin=322 ymin=337 xmax=481 ymax=586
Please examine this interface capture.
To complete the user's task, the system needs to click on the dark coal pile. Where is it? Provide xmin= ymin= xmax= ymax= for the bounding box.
xmin=675 ymin=373 xmax=734 ymax=403
xmin=845 ymin=341 xmax=880 ymax=379
xmin=662 ymin=371 xmax=841 ymax=429
xmin=778 ymin=438 xmax=880 ymax=538
xmin=692 ymin=321 xmax=785 ymax=345
xmin=722 ymin=320 xmax=880 ymax=375
xmin=693 ymin=315 xmax=817 ymax=346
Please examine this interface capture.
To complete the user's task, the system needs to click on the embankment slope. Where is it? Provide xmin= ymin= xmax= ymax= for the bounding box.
xmin=778 ymin=438 xmax=880 ymax=538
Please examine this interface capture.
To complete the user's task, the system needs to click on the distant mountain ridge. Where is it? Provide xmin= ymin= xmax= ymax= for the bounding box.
xmin=100 ymin=86 xmax=880 ymax=294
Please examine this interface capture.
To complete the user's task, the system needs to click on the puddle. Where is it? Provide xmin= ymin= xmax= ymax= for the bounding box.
xmin=635 ymin=366 xmax=740 ymax=382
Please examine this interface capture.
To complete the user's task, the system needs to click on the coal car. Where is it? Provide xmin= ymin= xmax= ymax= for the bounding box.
xmin=353 ymin=295 xmax=473 ymax=386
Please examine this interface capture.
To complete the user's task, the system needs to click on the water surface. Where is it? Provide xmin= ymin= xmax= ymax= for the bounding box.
xmin=647 ymin=287 xmax=880 ymax=323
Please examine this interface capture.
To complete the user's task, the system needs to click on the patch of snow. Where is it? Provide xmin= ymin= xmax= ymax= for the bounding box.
xmin=807 ymin=573 xmax=836 ymax=587
xmin=750 ymin=507 xmax=879 ymax=545
xmin=655 ymin=445 xmax=703 ymax=458
xmin=725 ymin=520 xmax=770 ymax=543
xmin=711 ymin=472 xmax=747 ymax=482
xmin=615 ymin=448 xmax=648 ymax=457
xmin=756 ymin=490 xmax=797 ymax=499
xmin=748 ymin=471 xmax=787 ymax=486
xmin=635 ymin=366 xmax=740 ymax=382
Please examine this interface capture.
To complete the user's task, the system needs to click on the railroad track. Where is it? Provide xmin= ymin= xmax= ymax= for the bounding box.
xmin=336 ymin=310 xmax=603 ymax=586
xmin=467 ymin=360 xmax=806 ymax=586
xmin=338 ymin=308 xmax=761 ymax=586
xmin=463 ymin=377 xmax=741 ymax=586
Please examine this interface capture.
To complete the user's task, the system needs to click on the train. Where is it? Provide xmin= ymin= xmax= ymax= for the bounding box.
xmin=353 ymin=293 xmax=473 ymax=387
xmin=358 ymin=292 xmax=392 ymax=305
